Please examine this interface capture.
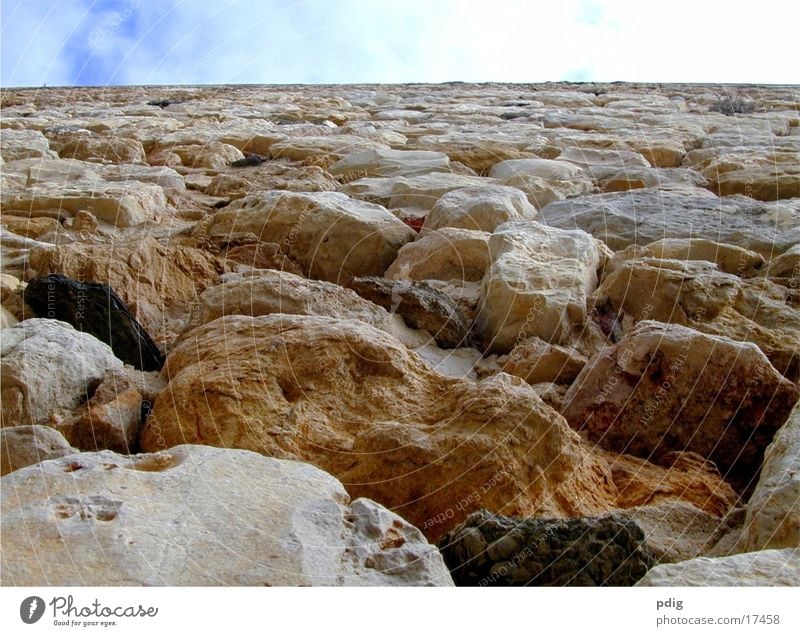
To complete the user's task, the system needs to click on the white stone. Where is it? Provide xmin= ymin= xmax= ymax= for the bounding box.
xmin=0 ymin=129 xmax=57 ymax=161
xmin=636 ymin=549 xmax=800 ymax=586
xmin=423 ymin=184 xmax=539 ymax=233
xmin=0 ymin=425 xmax=76 ymax=476
xmin=1 ymin=319 xmax=123 ymax=426
xmin=386 ymin=228 xmax=491 ymax=283
xmin=0 ymin=445 xmax=454 ymax=586
xmin=489 ymin=158 xmax=585 ymax=181
xmin=478 ymin=221 xmax=601 ymax=350
xmin=329 ymin=148 xmax=451 ymax=178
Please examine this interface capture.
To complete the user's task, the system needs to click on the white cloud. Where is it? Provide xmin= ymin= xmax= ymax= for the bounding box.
xmin=1 ymin=0 xmax=798 ymax=87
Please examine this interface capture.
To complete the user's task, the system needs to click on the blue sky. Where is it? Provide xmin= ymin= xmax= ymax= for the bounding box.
xmin=1 ymin=0 xmax=798 ymax=87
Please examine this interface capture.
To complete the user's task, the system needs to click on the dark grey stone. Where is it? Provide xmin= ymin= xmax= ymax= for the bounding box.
xmin=230 ymin=153 xmax=266 ymax=167
xmin=23 ymin=274 xmax=164 ymax=372
xmin=437 ymin=509 xmax=655 ymax=586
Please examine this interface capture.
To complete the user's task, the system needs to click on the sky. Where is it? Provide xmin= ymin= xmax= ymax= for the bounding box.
xmin=1 ymin=0 xmax=798 ymax=87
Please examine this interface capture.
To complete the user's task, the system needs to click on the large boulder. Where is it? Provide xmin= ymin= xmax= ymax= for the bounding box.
xmin=498 ymin=338 xmax=587 ymax=385
xmin=141 ymin=313 xmax=624 ymax=539
xmin=743 ymin=400 xmax=800 ymax=551
xmin=636 ymin=549 xmax=800 ymax=586
xmin=477 ymin=221 xmax=601 ymax=351
xmin=188 ymin=269 xmax=390 ymax=331
xmin=592 ymin=256 xmax=800 ymax=380
xmin=1 ymin=179 xmax=169 ymax=228
xmin=702 ymin=150 xmax=800 ymax=201
xmin=203 ymin=191 xmax=414 ymax=282
xmin=645 ymin=238 xmax=764 ymax=276
xmin=54 ymin=368 xmax=148 ymax=454
xmin=437 ymin=509 xmax=654 ymax=586
xmin=1 ymin=319 xmax=123 ymax=427
xmin=47 ymin=131 xmax=147 ymax=164
xmin=0 ymin=445 xmax=454 ymax=586
xmin=269 ymin=135 xmax=390 ymax=163
xmin=0 ymin=425 xmax=76 ymax=476
xmin=343 ymin=173 xmax=490 ymax=212
xmin=329 ymin=148 xmax=451 ymax=179
xmin=157 ymin=141 xmax=244 ymax=169
xmin=184 ymin=268 xmax=480 ymax=380
xmin=623 ymin=501 xmax=732 ymax=564
xmin=423 ymin=185 xmax=539 ymax=233
xmin=0 ymin=129 xmax=57 ymax=161
xmin=562 ymin=321 xmax=799 ymax=484
xmin=386 ymin=228 xmax=491 ymax=283
xmin=489 ymin=158 xmax=585 ymax=182
xmin=204 ymin=163 xmax=338 ymax=199
xmin=489 ymin=158 xmax=593 ymax=208
xmin=540 ymin=187 xmax=800 ymax=256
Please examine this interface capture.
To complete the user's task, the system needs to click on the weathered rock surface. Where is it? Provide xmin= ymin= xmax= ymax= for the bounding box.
xmin=0 ymin=215 xmax=61 ymax=239
xmin=47 ymin=131 xmax=147 ymax=164
xmin=141 ymin=313 xmax=625 ymax=538
xmin=701 ymin=150 xmax=800 ymax=201
xmin=54 ymin=368 xmax=147 ymax=454
xmin=423 ymin=184 xmax=538 ymax=233
xmin=3 ymin=82 xmax=798 ymax=586
xmin=1 ymin=319 xmax=123 ymax=427
xmin=490 ymin=158 xmax=593 ymax=207
xmin=1 ymin=172 xmax=170 ymax=227
xmin=498 ymin=338 xmax=587 ymax=384
xmin=24 ymin=274 xmax=164 ymax=371
xmin=592 ymin=256 xmax=800 ymax=380
xmin=562 ymin=321 xmax=799 ymax=484
xmin=203 ymin=191 xmax=414 ymax=282
xmin=636 ymin=549 xmax=800 ymax=586
xmin=0 ymin=425 xmax=76 ymax=476
xmin=0 ymin=445 xmax=453 ymax=586
xmin=386 ymin=228 xmax=491 ymax=283
xmin=349 ymin=277 xmax=472 ymax=348
xmin=204 ymin=162 xmax=338 ymax=199
xmin=343 ymin=172 xmax=489 ymax=212
xmin=604 ymin=450 xmax=738 ymax=519
xmin=438 ymin=509 xmax=654 ymax=586
xmin=645 ymin=238 xmax=764 ymax=276
xmin=0 ymin=307 xmax=18 ymax=329
xmin=743 ymin=400 xmax=800 ymax=551
xmin=0 ymin=129 xmax=57 ymax=161
xmin=478 ymin=221 xmax=601 ymax=351
xmin=270 ymin=134 xmax=390 ymax=163
xmin=541 ymin=187 xmax=800 ymax=256
xmin=329 ymin=148 xmax=451 ymax=178
xmin=623 ymin=502 xmax=731 ymax=564
xmin=189 ymin=269 xmax=390 ymax=330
